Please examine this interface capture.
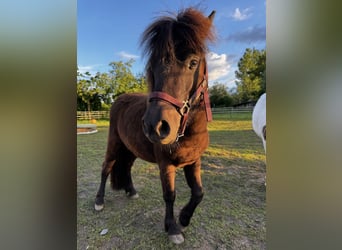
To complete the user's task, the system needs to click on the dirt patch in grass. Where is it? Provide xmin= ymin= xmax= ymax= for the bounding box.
xmin=77 ymin=115 xmax=266 ymax=249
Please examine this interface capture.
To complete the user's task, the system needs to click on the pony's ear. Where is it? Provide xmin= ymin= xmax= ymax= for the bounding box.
xmin=208 ymin=10 xmax=216 ymax=23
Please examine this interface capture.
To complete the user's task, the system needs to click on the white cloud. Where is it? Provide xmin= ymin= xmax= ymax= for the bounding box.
xmin=78 ymin=65 xmax=98 ymax=75
xmin=232 ymin=7 xmax=252 ymax=21
xmin=207 ymin=52 xmax=231 ymax=83
xmin=77 ymin=64 xmax=107 ymax=76
xmin=117 ymin=51 xmax=139 ymax=60
xmin=78 ymin=65 xmax=93 ymax=73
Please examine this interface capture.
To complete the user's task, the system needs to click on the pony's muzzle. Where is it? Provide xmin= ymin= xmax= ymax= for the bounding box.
xmin=142 ymin=100 xmax=181 ymax=144
xmin=142 ymin=118 xmax=171 ymax=144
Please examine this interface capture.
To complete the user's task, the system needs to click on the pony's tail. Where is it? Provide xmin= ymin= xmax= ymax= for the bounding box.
xmin=110 ymin=158 xmax=128 ymax=190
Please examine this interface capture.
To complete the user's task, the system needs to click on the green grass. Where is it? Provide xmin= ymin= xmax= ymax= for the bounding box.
xmin=77 ymin=119 xmax=110 ymax=127
xmin=77 ymin=112 xmax=266 ymax=249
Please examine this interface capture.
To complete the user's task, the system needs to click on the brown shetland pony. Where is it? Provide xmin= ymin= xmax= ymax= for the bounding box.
xmin=95 ymin=8 xmax=215 ymax=244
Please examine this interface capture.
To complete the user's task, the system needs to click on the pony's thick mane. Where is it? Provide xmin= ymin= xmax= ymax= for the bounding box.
xmin=140 ymin=8 xmax=215 ymax=65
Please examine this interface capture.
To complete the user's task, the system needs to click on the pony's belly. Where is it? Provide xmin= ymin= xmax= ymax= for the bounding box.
xmin=133 ymin=148 xmax=156 ymax=163
xmin=120 ymin=134 xmax=156 ymax=163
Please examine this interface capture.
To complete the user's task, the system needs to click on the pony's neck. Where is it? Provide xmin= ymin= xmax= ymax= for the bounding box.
xmin=186 ymin=103 xmax=209 ymax=133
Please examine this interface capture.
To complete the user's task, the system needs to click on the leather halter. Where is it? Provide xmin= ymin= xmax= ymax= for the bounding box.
xmin=148 ymin=61 xmax=212 ymax=141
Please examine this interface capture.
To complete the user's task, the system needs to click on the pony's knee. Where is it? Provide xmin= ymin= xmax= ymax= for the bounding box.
xmin=163 ymin=190 xmax=176 ymax=203
xmin=101 ymin=160 xmax=115 ymax=174
xmin=192 ymin=189 xmax=204 ymax=204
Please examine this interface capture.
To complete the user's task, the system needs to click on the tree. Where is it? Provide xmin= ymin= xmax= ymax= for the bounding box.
xmin=235 ymin=48 xmax=266 ymax=103
xmin=77 ymin=70 xmax=104 ymax=112
xmin=209 ymin=83 xmax=233 ymax=107
xmin=77 ymin=60 xmax=148 ymax=111
xmin=92 ymin=72 xmax=113 ymax=108
xmin=107 ymin=59 xmax=147 ymax=101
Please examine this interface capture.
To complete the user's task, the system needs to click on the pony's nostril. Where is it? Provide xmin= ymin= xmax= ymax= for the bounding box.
xmin=156 ymin=120 xmax=170 ymax=138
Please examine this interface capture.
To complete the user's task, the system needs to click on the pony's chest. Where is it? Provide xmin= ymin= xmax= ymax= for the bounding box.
xmin=170 ymin=135 xmax=208 ymax=166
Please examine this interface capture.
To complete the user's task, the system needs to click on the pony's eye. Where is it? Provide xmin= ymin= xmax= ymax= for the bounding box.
xmin=189 ymin=60 xmax=198 ymax=69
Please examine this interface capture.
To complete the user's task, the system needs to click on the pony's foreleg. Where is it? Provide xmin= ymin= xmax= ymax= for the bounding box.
xmin=160 ymin=165 xmax=184 ymax=244
xmin=94 ymin=160 xmax=115 ymax=211
xmin=179 ymin=160 xmax=204 ymax=229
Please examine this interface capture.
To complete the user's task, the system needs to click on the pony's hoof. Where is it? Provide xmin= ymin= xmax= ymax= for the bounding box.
xmin=178 ymin=219 xmax=187 ymax=232
xmin=94 ymin=203 xmax=104 ymax=211
xmin=168 ymin=234 xmax=184 ymax=244
xmin=130 ymin=193 xmax=139 ymax=199
xmin=127 ymin=192 xmax=139 ymax=199
xmin=179 ymin=224 xmax=186 ymax=232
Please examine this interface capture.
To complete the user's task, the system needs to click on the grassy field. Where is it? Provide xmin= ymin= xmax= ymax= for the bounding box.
xmin=77 ymin=112 xmax=266 ymax=249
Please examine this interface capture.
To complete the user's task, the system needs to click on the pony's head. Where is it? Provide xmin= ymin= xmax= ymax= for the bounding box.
xmin=141 ymin=8 xmax=215 ymax=144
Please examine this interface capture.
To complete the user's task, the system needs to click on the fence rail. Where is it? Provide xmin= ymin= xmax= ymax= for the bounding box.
xmin=77 ymin=107 xmax=253 ymax=120
xmin=211 ymin=107 xmax=253 ymax=114
xmin=77 ymin=111 xmax=110 ymax=120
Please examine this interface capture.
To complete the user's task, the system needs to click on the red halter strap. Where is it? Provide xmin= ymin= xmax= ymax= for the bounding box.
xmin=148 ymin=92 xmax=185 ymax=112
xmin=148 ymin=61 xmax=212 ymax=140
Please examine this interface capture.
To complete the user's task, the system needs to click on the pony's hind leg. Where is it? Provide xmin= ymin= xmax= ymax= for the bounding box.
xmin=179 ymin=161 xmax=204 ymax=229
xmin=111 ymin=148 xmax=138 ymax=199
xmin=95 ymin=146 xmax=138 ymax=211
xmin=95 ymin=127 xmax=122 ymax=211
xmin=95 ymin=159 xmax=115 ymax=211
xmin=95 ymin=124 xmax=121 ymax=211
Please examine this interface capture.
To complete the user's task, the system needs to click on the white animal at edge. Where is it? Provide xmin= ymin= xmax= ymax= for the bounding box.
xmin=252 ymin=93 xmax=266 ymax=152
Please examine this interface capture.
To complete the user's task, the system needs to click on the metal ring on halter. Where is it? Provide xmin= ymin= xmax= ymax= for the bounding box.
xmin=179 ymin=100 xmax=190 ymax=116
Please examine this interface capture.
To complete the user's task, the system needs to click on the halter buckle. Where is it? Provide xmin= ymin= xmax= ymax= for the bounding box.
xmin=179 ymin=100 xmax=190 ymax=116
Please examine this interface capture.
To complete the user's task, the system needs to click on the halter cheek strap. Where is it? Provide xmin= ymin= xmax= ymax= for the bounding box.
xmin=148 ymin=63 xmax=212 ymax=140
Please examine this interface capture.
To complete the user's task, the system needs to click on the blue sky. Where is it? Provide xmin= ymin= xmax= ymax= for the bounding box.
xmin=78 ymin=0 xmax=265 ymax=89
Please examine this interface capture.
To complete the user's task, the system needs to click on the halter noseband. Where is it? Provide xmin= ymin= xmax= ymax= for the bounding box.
xmin=148 ymin=62 xmax=212 ymax=141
